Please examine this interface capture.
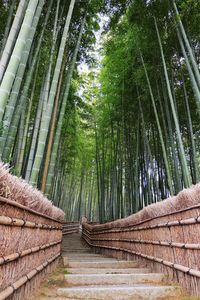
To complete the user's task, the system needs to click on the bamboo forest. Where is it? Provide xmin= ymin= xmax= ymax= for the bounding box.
xmin=1 ymin=1 xmax=200 ymax=298
xmin=0 ymin=0 xmax=199 ymax=224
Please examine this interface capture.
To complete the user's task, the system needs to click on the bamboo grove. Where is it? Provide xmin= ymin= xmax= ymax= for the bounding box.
xmin=0 ymin=0 xmax=199 ymax=223
xmin=93 ymin=0 xmax=200 ymax=222
xmin=0 ymin=0 xmax=104 ymax=199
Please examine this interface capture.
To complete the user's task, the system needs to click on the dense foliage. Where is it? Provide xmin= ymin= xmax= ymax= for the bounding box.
xmin=92 ymin=0 xmax=200 ymax=222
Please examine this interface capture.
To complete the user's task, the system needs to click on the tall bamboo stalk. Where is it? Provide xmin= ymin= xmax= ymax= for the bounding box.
xmin=154 ymin=17 xmax=192 ymax=188
xmin=25 ymin=78 xmax=45 ymax=181
xmin=41 ymin=55 xmax=66 ymax=192
xmin=176 ymin=28 xmax=200 ymax=110
xmin=172 ymin=0 xmax=200 ymax=88
xmin=15 ymin=65 xmax=38 ymax=175
xmin=182 ymin=74 xmax=199 ymax=183
xmin=0 ymin=0 xmax=17 ymax=57
xmin=0 ymin=0 xmax=39 ymax=121
xmin=0 ymin=0 xmax=45 ymax=157
xmin=29 ymin=0 xmax=75 ymax=186
xmin=0 ymin=0 xmax=27 ymax=82
xmin=140 ymin=52 xmax=174 ymax=195
xmin=45 ymin=13 xmax=86 ymax=195
xmin=2 ymin=0 xmax=53 ymax=161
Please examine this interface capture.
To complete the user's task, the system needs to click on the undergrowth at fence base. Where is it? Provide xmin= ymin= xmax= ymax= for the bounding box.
xmin=30 ymin=262 xmax=70 ymax=299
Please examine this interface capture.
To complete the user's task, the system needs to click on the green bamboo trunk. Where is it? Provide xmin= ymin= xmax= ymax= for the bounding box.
xmin=172 ymin=0 xmax=200 ymax=88
xmin=25 ymin=78 xmax=45 ymax=181
xmin=0 ymin=0 xmax=39 ymax=122
xmin=15 ymin=68 xmax=37 ymax=175
xmin=2 ymin=0 xmax=53 ymax=161
xmin=154 ymin=17 xmax=192 ymax=188
xmin=0 ymin=0 xmax=27 ymax=82
xmin=0 ymin=0 xmax=45 ymax=157
xmin=29 ymin=0 xmax=75 ymax=186
xmin=0 ymin=0 xmax=17 ymax=57
xmin=45 ymin=14 xmax=86 ymax=195
xmin=176 ymin=28 xmax=200 ymax=110
xmin=140 ymin=52 xmax=174 ymax=195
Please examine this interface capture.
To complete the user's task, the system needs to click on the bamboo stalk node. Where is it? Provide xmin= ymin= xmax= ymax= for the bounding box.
xmin=0 ymin=215 xmax=12 ymax=225
xmin=189 ymin=269 xmax=200 ymax=277
xmin=11 ymin=284 xmax=16 ymax=292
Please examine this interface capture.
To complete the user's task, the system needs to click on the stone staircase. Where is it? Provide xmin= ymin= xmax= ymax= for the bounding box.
xmin=40 ymin=233 xmax=181 ymax=300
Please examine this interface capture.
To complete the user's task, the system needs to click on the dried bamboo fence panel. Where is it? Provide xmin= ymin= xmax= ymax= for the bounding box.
xmin=0 ymin=196 xmax=63 ymax=300
xmin=62 ymin=222 xmax=80 ymax=235
xmin=0 ymin=163 xmax=64 ymax=221
xmin=82 ymin=183 xmax=200 ymax=297
xmin=0 ymin=163 xmax=65 ymax=299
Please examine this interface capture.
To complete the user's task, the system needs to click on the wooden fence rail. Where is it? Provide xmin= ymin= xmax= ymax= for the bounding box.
xmin=62 ymin=221 xmax=80 ymax=235
xmin=82 ymin=188 xmax=200 ymax=297
xmin=0 ymin=196 xmax=63 ymax=300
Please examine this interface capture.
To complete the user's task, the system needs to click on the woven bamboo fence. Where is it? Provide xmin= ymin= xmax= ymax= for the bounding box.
xmin=0 ymin=164 xmax=64 ymax=300
xmin=62 ymin=222 xmax=80 ymax=235
xmin=82 ymin=183 xmax=200 ymax=297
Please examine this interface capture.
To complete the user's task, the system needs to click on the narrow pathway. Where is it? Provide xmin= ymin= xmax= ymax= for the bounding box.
xmin=39 ymin=233 xmax=181 ymax=300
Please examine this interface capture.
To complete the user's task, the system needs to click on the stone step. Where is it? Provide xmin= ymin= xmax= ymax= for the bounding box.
xmin=63 ymin=255 xmax=103 ymax=258
xmin=65 ymin=260 xmax=139 ymax=268
xmin=63 ymin=256 xmax=105 ymax=260
xmin=62 ymin=245 xmax=89 ymax=247
xmin=62 ymin=249 xmax=91 ymax=252
xmin=64 ymin=257 xmax=118 ymax=264
xmin=66 ymin=256 xmax=117 ymax=260
xmin=62 ymin=253 xmax=101 ymax=257
xmin=62 ymin=250 xmax=92 ymax=256
xmin=64 ymin=273 xmax=164 ymax=285
xmin=66 ymin=259 xmax=119 ymax=264
xmin=57 ymin=285 xmax=180 ymax=300
xmin=36 ymin=234 xmax=181 ymax=300
xmin=66 ymin=267 xmax=151 ymax=274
